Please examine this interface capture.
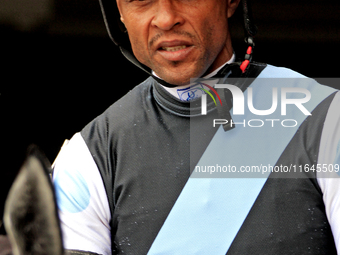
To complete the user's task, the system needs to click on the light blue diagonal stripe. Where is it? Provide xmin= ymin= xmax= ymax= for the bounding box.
xmin=148 ymin=71 xmax=336 ymax=255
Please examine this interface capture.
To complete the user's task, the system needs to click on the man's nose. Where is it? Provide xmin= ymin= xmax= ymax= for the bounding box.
xmin=151 ymin=0 xmax=184 ymax=31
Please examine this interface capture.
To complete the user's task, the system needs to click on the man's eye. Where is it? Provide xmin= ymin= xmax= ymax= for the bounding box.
xmin=126 ymin=0 xmax=152 ymax=6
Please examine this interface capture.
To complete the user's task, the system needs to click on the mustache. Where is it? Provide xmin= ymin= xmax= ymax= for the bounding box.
xmin=149 ymin=30 xmax=196 ymax=48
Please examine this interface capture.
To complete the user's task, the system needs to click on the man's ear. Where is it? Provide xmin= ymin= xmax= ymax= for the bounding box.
xmin=227 ymin=0 xmax=241 ymax=18
xmin=116 ymin=0 xmax=125 ymax=24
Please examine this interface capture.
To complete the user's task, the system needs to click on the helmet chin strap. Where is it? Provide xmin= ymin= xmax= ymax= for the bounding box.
xmin=121 ymin=40 xmax=255 ymax=89
xmin=120 ymin=46 xmax=179 ymax=88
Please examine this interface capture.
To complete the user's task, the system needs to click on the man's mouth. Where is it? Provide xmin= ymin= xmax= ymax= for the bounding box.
xmin=154 ymin=40 xmax=194 ymax=62
xmin=161 ymin=45 xmax=188 ymax=52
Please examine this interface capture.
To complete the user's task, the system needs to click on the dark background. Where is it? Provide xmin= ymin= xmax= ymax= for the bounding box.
xmin=1 ymin=0 xmax=340 ymax=222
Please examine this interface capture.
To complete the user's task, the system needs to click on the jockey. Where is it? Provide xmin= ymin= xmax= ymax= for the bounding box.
xmin=53 ymin=0 xmax=340 ymax=254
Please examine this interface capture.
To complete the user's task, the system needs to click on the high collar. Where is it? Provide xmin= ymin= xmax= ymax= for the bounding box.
xmin=151 ymin=61 xmax=267 ymax=121
xmin=152 ymin=79 xmax=216 ymax=117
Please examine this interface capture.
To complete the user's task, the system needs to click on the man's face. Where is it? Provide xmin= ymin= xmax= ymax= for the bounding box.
xmin=117 ymin=0 xmax=239 ymax=85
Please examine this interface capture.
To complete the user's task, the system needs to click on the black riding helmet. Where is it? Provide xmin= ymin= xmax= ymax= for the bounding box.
xmin=99 ymin=0 xmax=258 ymax=88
